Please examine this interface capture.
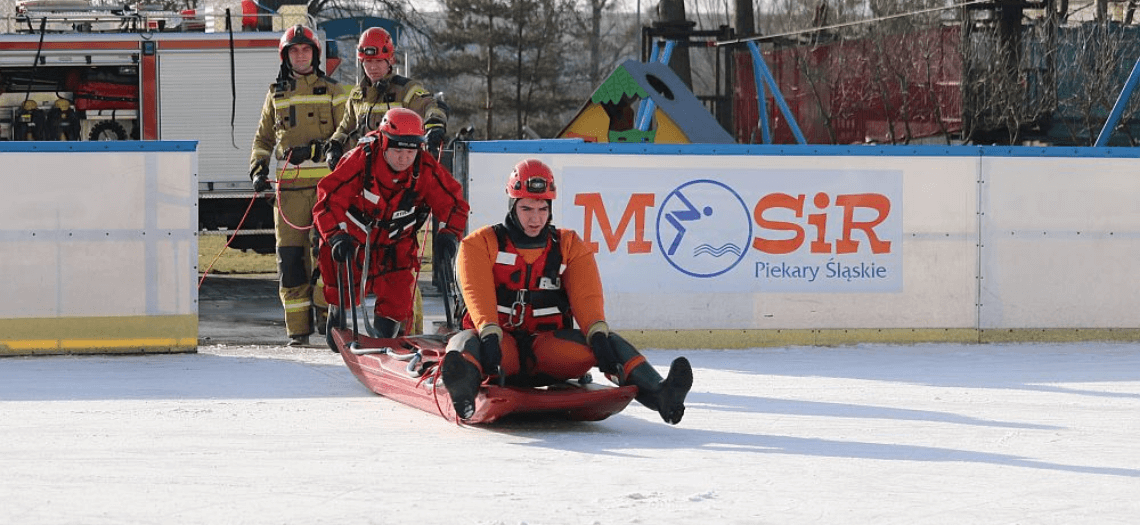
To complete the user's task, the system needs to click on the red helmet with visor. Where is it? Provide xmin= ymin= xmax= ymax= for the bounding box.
xmin=506 ymin=159 xmax=556 ymax=200
xmin=357 ymin=27 xmax=395 ymax=62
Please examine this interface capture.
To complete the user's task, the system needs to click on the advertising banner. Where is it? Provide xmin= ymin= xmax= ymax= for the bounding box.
xmin=563 ymin=166 xmax=903 ymax=294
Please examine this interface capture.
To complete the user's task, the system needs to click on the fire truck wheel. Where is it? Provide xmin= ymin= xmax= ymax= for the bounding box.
xmin=88 ymin=121 xmax=129 ymax=141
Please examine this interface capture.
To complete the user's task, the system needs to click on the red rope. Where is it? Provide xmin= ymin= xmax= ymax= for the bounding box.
xmin=197 ymin=194 xmax=258 ymax=289
xmin=273 ymin=157 xmax=315 ymax=232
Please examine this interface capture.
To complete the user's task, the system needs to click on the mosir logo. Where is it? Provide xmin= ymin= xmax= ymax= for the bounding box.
xmin=752 ymin=192 xmax=892 ymax=255
xmin=654 ymin=180 xmax=752 ymax=277
xmin=573 ymin=172 xmax=901 ymax=292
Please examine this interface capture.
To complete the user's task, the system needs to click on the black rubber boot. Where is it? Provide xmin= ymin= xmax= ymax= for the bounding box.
xmin=441 ymin=351 xmax=482 ymax=420
xmin=656 ymin=357 xmax=693 ymax=424
xmin=627 ymin=357 xmax=693 ymax=425
xmin=373 ymin=316 xmax=402 ymax=339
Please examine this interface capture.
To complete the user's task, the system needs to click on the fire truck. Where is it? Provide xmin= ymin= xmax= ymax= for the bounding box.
xmin=1 ymin=1 xmax=340 ymax=252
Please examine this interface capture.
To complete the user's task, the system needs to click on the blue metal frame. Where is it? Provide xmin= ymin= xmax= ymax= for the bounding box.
xmin=0 ymin=141 xmax=197 ymax=153
xmin=464 ymin=138 xmax=1140 ymax=158
xmin=747 ymin=42 xmax=807 ymax=144
xmin=1095 ymin=54 xmax=1140 ymax=147
xmin=635 ymin=40 xmax=676 ymax=132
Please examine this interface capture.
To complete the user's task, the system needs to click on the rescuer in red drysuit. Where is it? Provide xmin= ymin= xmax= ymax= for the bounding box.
xmin=313 ymin=108 xmax=468 ymax=346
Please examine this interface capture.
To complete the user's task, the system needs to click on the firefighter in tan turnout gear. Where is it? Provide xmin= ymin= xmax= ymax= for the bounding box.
xmin=324 ymin=27 xmax=449 ymax=169
xmin=249 ymin=24 xmax=349 ymax=346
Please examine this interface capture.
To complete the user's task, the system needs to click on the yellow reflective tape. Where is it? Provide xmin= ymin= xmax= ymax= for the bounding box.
xmin=289 ymin=169 xmax=327 ymax=179
xmin=403 ymin=88 xmax=427 ymax=105
xmin=273 ymin=95 xmax=340 ymax=110
xmin=284 ymin=300 xmax=312 ymax=313
xmin=277 ymin=166 xmax=329 ymax=179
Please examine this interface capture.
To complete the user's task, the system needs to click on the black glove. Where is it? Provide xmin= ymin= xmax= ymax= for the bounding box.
xmin=433 ymin=231 xmax=459 ymax=268
xmin=250 ymin=159 xmax=270 ymax=192
xmin=425 ymin=126 xmax=446 ymax=156
xmin=589 ymin=331 xmax=620 ymax=375
xmin=285 ymin=142 xmax=317 ymax=165
xmin=329 ymin=233 xmax=357 ymax=262
xmin=325 ymin=140 xmax=344 ymax=171
xmin=478 ymin=331 xmax=503 ymax=378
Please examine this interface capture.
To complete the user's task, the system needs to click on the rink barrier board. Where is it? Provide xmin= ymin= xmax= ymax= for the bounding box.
xmin=621 ymin=328 xmax=1140 ymax=349
xmin=0 ymin=315 xmax=198 ymax=354
xmin=461 ymin=141 xmax=1140 ymax=346
xmin=0 ymin=142 xmax=198 ymax=356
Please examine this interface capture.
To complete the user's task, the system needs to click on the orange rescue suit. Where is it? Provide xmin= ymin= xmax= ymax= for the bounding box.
xmin=456 ymin=224 xmax=606 ymax=381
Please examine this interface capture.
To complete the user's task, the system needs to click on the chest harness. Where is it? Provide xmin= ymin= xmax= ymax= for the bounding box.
xmin=342 ymin=135 xmax=430 ymax=245
xmin=492 ymin=224 xmax=572 ymax=333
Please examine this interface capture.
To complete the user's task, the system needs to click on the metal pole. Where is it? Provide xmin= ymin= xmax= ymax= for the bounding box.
xmin=748 ymin=41 xmax=807 ymax=144
xmin=1095 ymin=55 xmax=1140 ymax=147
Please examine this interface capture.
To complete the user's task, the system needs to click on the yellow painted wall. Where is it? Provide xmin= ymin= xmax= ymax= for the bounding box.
xmin=652 ymin=109 xmax=689 ymax=143
xmin=559 ymin=104 xmax=610 ymax=143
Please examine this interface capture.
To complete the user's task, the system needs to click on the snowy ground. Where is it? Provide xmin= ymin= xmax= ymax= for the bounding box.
xmin=2 ymin=340 xmax=1138 ymax=524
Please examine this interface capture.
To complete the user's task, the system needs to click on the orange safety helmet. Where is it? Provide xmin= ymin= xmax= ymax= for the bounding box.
xmin=357 ymin=27 xmax=395 ymax=62
xmin=506 ymin=159 xmax=556 ymax=200
xmin=279 ymin=24 xmax=321 ymax=67
xmin=377 ymin=108 xmax=425 ymax=150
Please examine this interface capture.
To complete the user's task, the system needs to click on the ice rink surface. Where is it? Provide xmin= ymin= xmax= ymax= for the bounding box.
xmin=3 ymin=339 xmax=1138 ymax=524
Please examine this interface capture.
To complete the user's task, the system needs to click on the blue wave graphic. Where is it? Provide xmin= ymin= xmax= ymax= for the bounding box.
xmin=692 ymin=243 xmax=743 ymax=258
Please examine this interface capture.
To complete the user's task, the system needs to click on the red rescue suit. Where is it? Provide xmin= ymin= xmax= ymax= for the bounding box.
xmin=314 ymin=132 xmax=468 ymax=328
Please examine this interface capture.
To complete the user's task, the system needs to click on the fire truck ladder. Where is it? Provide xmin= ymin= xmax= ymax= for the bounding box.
xmin=15 ymin=2 xmax=183 ymax=33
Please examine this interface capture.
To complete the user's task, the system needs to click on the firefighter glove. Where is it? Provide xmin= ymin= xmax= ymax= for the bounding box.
xmin=325 ymin=140 xmax=344 ymax=170
xmin=433 ymin=231 xmax=459 ymax=269
xmin=250 ymin=158 xmax=270 ymax=178
xmin=589 ymin=329 xmax=620 ymax=376
xmin=329 ymin=233 xmax=357 ymax=262
xmin=250 ymin=159 xmax=271 ymax=192
xmin=425 ymin=126 xmax=446 ymax=156
xmin=478 ymin=330 xmax=503 ymax=379
xmin=252 ymin=175 xmax=271 ymax=193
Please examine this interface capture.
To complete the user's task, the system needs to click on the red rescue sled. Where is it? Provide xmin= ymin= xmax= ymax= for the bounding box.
xmin=331 ymin=328 xmax=637 ymax=424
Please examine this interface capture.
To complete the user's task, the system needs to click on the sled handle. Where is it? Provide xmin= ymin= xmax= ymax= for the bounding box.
xmin=342 ymin=256 xmax=360 ymax=340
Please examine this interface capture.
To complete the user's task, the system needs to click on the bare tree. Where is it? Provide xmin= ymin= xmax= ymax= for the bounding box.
xmin=564 ymin=0 xmax=639 ymax=88
xmin=417 ymin=0 xmax=595 ymax=139
xmin=1051 ymin=21 xmax=1140 ymax=145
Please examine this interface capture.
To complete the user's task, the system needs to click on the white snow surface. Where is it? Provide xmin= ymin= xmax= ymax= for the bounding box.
xmin=2 ymin=342 xmax=1138 ymax=524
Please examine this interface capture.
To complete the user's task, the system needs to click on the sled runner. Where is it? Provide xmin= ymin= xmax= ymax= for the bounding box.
xmin=331 ymin=328 xmax=637 ymax=424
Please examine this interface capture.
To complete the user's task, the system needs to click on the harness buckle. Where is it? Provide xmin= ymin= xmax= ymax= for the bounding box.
xmin=507 ymin=289 xmax=527 ymax=328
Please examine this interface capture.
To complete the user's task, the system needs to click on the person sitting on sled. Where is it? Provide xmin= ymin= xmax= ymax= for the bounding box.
xmin=313 ymin=107 xmax=468 ymax=345
xmin=440 ymin=159 xmax=693 ymax=424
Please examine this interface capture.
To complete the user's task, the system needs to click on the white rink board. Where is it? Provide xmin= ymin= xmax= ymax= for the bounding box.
xmin=0 ymin=143 xmax=198 ymax=320
xmin=462 ymin=142 xmax=1140 ymax=332
xmin=980 ymin=156 xmax=1140 ymax=328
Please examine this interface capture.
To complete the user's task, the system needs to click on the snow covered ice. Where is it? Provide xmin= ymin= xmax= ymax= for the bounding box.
xmin=2 ymin=341 xmax=1138 ymax=524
